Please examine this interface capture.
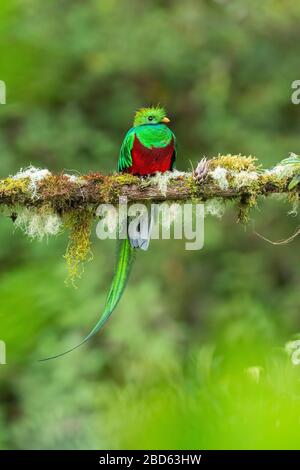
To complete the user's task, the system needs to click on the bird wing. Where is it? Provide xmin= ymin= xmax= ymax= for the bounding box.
xmin=117 ymin=128 xmax=135 ymax=172
xmin=170 ymin=130 xmax=177 ymax=170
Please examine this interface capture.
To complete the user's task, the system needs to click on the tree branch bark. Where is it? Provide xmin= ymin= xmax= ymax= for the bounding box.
xmin=0 ymin=171 xmax=297 ymax=210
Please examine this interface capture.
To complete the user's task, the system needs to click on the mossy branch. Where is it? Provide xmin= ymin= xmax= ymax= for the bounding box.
xmin=1 ymin=154 xmax=299 ymax=281
xmin=0 ymin=162 xmax=299 ymax=210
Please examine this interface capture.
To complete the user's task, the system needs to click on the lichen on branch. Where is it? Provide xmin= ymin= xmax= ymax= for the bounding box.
xmin=63 ymin=209 xmax=94 ymax=283
xmin=0 ymin=154 xmax=299 ymax=281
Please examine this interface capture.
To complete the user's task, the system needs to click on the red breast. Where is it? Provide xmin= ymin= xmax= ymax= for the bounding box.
xmin=127 ymin=135 xmax=174 ymax=176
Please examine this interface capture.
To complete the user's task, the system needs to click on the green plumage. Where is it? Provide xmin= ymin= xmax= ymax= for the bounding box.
xmin=118 ymin=129 xmax=135 ymax=172
xmin=41 ymin=238 xmax=135 ymax=361
xmin=118 ymin=106 xmax=176 ymax=173
xmin=118 ymin=125 xmax=176 ymax=172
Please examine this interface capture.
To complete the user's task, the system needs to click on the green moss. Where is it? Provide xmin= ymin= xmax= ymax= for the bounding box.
xmin=38 ymin=175 xmax=80 ymax=210
xmin=233 ymin=174 xmax=260 ymax=223
xmin=260 ymin=172 xmax=289 ymax=192
xmin=237 ymin=193 xmax=258 ymax=224
xmin=0 ymin=177 xmax=30 ymax=198
xmin=63 ymin=209 xmax=93 ymax=283
xmin=99 ymin=173 xmax=140 ymax=203
xmin=209 ymin=154 xmax=259 ymax=172
xmin=174 ymin=174 xmax=212 ymax=202
xmin=113 ymin=173 xmax=140 ymax=185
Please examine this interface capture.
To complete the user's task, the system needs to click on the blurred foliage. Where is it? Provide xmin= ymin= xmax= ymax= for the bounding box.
xmin=0 ymin=0 xmax=300 ymax=449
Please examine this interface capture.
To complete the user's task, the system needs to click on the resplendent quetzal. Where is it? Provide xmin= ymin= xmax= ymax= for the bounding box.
xmin=43 ymin=107 xmax=176 ymax=360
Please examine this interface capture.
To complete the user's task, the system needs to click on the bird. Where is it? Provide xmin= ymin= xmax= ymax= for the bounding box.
xmin=41 ymin=106 xmax=177 ymax=360
xmin=118 ymin=106 xmax=176 ymax=176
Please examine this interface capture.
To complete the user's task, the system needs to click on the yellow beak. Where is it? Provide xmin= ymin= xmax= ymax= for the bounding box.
xmin=161 ymin=117 xmax=170 ymax=123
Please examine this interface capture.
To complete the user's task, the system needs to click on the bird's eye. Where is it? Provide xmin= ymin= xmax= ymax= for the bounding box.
xmin=148 ymin=116 xmax=153 ymax=121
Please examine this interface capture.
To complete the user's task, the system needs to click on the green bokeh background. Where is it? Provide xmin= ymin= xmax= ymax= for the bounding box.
xmin=0 ymin=0 xmax=300 ymax=449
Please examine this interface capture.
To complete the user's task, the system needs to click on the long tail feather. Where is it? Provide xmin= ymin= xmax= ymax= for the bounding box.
xmin=40 ymin=238 xmax=135 ymax=361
